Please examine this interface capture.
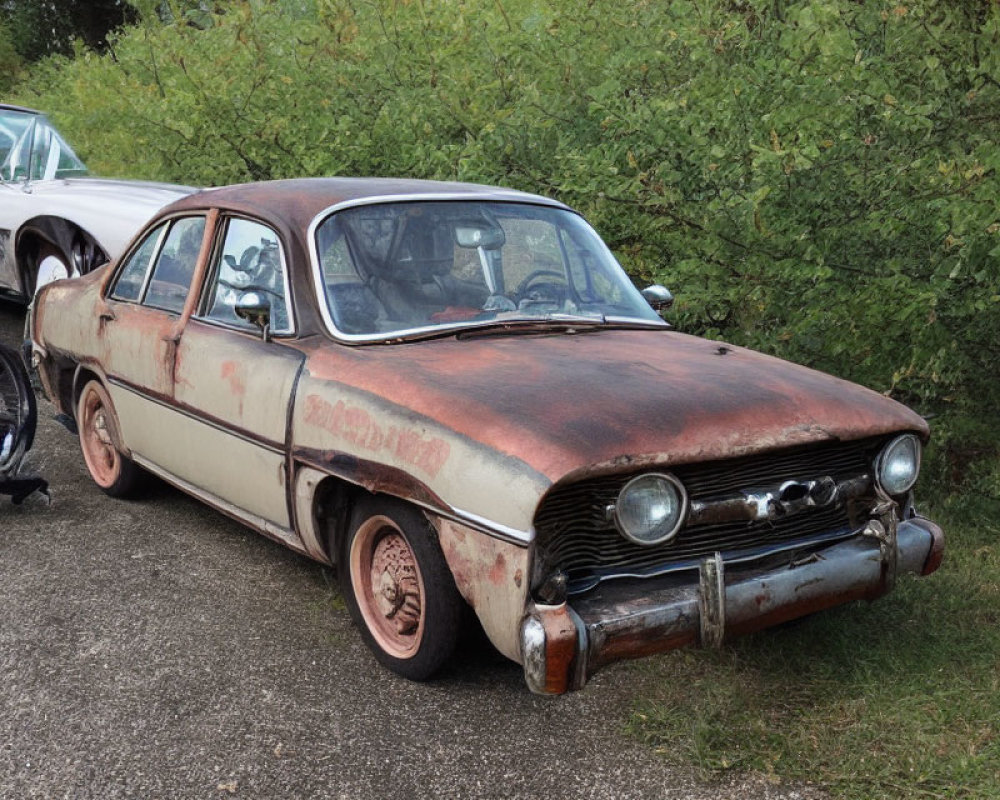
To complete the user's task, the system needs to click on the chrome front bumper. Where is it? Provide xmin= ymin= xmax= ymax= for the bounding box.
xmin=520 ymin=515 xmax=944 ymax=694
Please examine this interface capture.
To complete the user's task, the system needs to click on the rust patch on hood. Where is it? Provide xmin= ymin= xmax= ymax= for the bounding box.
xmin=290 ymin=329 xmax=927 ymax=485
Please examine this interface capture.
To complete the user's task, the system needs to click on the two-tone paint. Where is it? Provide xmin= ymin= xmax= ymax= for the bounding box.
xmin=30 ymin=178 xmax=944 ymax=692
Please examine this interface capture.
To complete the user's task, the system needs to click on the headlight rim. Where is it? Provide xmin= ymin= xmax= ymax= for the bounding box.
xmin=612 ymin=471 xmax=689 ymax=547
xmin=875 ymin=433 xmax=922 ymax=496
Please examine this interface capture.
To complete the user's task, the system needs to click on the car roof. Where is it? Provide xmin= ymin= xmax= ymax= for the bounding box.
xmin=161 ymin=177 xmax=571 ymax=233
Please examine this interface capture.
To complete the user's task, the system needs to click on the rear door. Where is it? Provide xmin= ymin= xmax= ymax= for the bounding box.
xmin=100 ymin=214 xmax=207 ymax=463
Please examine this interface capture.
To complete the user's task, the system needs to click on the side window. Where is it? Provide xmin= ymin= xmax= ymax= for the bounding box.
xmin=144 ymin=216 xmax=206 ymax=314
xmin=202 ymin=218 xmax=292 ymax=334
xmin=110 ymin=223 xmax=167 ymax=302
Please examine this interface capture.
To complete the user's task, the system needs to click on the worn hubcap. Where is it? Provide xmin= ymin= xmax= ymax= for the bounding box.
xmin=351 ymin=517 xmax=425 ymax=659
xmin=80 ymin=389 xmax=119 ymax=487
xmin=370 ymin=532 xmax=421 ymax=634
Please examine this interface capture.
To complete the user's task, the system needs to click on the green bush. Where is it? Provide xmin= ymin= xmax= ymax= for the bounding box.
xmin=13 ymin=0 xmax=1000 ymax=484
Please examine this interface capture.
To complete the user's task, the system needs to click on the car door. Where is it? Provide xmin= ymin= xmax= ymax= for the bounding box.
xmin=169 ymin=215 xmax=304 ymax=534
xmin=100 ymin=214 xmax=208 ymax=468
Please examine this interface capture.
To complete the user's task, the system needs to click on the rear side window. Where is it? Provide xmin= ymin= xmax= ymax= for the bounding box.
xmin=110 ymin=216 xmax=206 ymax=313
xmin=144 ymin=217 xmax=206 ymax=314
xmin=111 ymin=223 xmax=167 ymax=302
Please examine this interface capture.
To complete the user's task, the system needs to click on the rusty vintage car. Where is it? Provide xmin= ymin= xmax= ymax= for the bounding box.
xmin=28 ymin=178 xmax=944 ymax=694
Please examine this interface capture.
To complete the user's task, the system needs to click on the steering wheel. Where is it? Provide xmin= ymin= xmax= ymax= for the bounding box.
xmin=514 ymin=270 xmax=568 ymax=303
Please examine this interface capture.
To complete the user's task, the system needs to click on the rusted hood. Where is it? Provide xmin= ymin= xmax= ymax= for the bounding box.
xmin=300 ymin=329 xmax=928 ymax=486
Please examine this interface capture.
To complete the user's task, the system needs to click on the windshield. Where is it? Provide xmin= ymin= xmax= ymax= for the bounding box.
xmin=314 ymin=200 xmax=662 ymax=339
xmin=0 ymin=108 xmax=87 ymax=182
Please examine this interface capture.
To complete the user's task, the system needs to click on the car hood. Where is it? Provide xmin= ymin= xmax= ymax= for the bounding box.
xmin=9 ymin=177 xmax=195 ymax=262
xmin=25 ymin=177 xmax=194 ymax=217
xmin=300 ymin=328 xmax=928 ymax=486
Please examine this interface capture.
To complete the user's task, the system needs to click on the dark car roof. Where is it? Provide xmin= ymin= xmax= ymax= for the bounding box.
xmin=161 ymin=177 xmax=571 ymax=233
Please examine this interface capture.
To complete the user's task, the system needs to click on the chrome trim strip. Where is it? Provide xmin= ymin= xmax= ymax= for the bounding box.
xmin=434 ymin=504 xmax=533 ymax=546
xmin=106 ymin=377 xmax=284 ymax=455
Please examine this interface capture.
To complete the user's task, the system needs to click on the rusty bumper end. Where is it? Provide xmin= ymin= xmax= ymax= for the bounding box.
xmin=520 ymin=516 xmax=943 ymax=695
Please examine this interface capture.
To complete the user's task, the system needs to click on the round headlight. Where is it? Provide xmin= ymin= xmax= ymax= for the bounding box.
xmin=876 ymin=434 xmax=921 ymax=495
xmin=613 ymin=472 xmax=688 ymax=546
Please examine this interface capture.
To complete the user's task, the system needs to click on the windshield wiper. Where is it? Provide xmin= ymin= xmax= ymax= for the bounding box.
xmin=453 ymin=314 xmax=600 ymax=339
xmin=453 ymin=314 xmax=670 ymax=340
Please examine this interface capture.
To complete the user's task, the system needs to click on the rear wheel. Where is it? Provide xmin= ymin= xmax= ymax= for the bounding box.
xmin=338 ymin=496 xmax=463 ymax=680
xmin=76 ymin=380 xmax=141 ymax=497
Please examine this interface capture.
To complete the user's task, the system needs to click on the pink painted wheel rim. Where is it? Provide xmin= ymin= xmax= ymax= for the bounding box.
xmin=78 ymin=384 xmax=121 ymax=489
xmin=350 ymin=515 xmax=426 ymax=660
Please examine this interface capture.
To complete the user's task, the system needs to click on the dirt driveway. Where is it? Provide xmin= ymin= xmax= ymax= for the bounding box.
xmin=0 ymin=302 xmax=822 ymax=799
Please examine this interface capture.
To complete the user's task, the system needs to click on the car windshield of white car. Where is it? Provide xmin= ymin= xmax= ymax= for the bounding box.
xmin=0 ymin=110 xmax=87 ymax=182
xmin=314 ymin=201 xmax=663 ymax=339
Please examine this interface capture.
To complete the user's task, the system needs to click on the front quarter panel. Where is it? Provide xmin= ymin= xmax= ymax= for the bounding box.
xmin=290 ymin=360 xmax=549 ymax=537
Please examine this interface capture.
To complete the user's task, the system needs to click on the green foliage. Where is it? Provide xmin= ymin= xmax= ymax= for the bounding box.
xmin=11 ymin=0 xmax=1000 ymax=477
xmin=0 ymin=20 xmax=23 ymax=92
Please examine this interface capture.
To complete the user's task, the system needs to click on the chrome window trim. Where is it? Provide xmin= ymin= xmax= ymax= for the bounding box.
xmin=305 ymin=192 xmax=668 ymax=345
xmin=135 ymin=223 xmax=170 ymax=304
xmin=141 ymin=216 xmax=209 ymax=315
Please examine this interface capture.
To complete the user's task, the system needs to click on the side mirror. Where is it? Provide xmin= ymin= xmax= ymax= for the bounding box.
xmin=235 ymin=292 xmax=271 ymax=340
xmin=642 ymin=285 xmax=674 ymax=312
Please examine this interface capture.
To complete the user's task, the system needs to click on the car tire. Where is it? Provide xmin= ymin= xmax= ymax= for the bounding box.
xmin=76 ymin=380 xmax=141 ymax=497
xmin=0 ymin=343 xmax=37 ymax=475
xmin=338 ymin=495 xmax=463 ymax=681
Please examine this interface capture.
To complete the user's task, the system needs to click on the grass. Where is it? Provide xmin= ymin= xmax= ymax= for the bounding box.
xmin=625 ymin=492 xmax=1000 ymax=799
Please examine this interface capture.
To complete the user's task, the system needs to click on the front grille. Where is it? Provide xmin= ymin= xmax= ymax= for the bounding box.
xmin=534 ymin=437 xmax=885 ymax=593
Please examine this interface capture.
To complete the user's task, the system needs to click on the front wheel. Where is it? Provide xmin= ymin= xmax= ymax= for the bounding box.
xmin=338 ymin=496 xmax=464 ymax=681
xmin=76 ymin=380 xmax=141 ymax=497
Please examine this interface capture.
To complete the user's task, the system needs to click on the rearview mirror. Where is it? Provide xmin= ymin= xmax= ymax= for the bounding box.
xmin=454 ymin=224 xmax=505 ymax=250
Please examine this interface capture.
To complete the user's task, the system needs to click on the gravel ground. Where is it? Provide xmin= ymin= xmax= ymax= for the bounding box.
xmin=0 ymin=302 xmax=827 ymax=800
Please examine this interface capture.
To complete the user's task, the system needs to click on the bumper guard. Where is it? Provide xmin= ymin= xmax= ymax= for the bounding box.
xmin=521 ymin=515 xmax=943 ymax=695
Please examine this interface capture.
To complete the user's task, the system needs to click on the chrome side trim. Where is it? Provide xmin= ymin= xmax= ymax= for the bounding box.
xmin=434 ymin=504 xmax=533 ymax=546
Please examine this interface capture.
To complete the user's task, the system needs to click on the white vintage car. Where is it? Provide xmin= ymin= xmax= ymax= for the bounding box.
xmin=0 ymin=104 xmax=192 ymax=301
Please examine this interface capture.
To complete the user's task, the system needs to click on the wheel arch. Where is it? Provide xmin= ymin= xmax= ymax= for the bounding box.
xmin=295 ymin=459 xmax=450 ymax=568
xmin=14 ymin=217 xmax=109 ymax=296
xmin=70 ymin=365 xmax=109 ymax=423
